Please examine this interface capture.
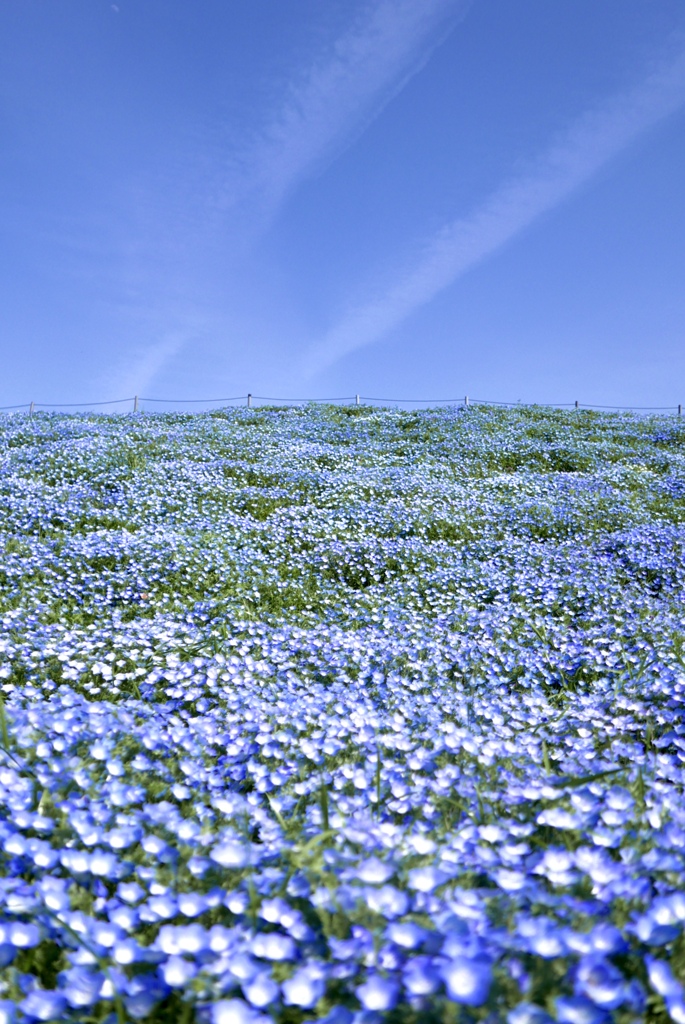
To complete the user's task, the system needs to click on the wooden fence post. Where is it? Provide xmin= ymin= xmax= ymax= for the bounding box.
xmin=575 ymin=400 xmax=579 ymax=409
xmin=133 ymin=396 xmax=139 ymax=412
xmin=355 ymin=394 xmax=359 ymax=406
xmin=29 ymin=401 xmax=35 ymax=416
xmin=247 ymin=393 xmax=252 ymax=408
xmin=464 ymin=395 xmax=469 ymax=407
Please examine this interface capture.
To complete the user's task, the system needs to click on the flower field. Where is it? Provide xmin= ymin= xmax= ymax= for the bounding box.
xmin=1 ymin=403 xmax=685 ymax=1024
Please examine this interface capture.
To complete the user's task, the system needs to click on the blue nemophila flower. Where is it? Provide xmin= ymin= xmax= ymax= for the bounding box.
xmin=124 ymin=974 xmax=171 ymax=1018
xmin=19 ymin=990 xmax=68 ymax=1022
xmin=441 ymin=923 xmax=482 ymax=960
xmin=314 ymin=1007 xmax=353 ymax=1024
xmin=59 ymin=966 xmax=105 ymax=1008
xmin=242 ymin=970 xmax=279 ymax=1008
xmin=0 ymin=946 xmax=15 ymax=969
xmin=533 ymin=847 xmax=577 ymax=886
xmin=59 ymin=848 xmax=91 ymax=874
xmin=441 ymin=957 xmax=492 ymax=1005
xmin=141 ymin=834 xmax=167 ymax=856
xmin=251 ymin=932 xmax=297 ymax=961
xmin=354 ymin=857 xmax=394 ymax=884
xmin=585 ymin=923 xmax=626 ymax=956
xmin=224 ymin=953 xmax=260 ymax=983
xmin=517 ymin=916 xmax=568 ymax=959
xmin=3 ymin=835 xmax=27 ymax=857
xmin=107 ymin=902 xmax=139 ymax=931
xmin=112 ymin=937 xmax=142 ymax=964
xmin=36 ymin=877 xmax=70 ymax=914
xmin=364 ymin=884 xmax=408 ymax=918
xmin=90 ymin=920 xmax=123 ymax=949
xmin=117 ymin=881 xmax=145 ymax=904
xmin=574 ymin=955 xmax=627 ymax=1009
xmin=507 ymin=1003 xmax=555 ymax=1024
xmin=211 ymin=838 xmax=251 ymax=868
xmin=258 ymin=897 xmax=290 ymax=924
xmin=282 ymin=965 xmax=327 ymax=1008
xmin=402 ymin=955 xmax=441 ymax=995
xmin=90 ymin=849 xmax=120 ymax=878
xmin=355 ymin=974 xmax=400 ymax=1011
xmin=407 ymin=833 xmax=437 ymax=855
xmin=573 ymin=846 xmax=621 ymax=888
xmin=224 ymin=891 xmax=250 ymax=915
xmin=407 ymin=865 xmax=448 ymax=892
xmin=160 ymin=953 xmax=198 ymax=987
xmin=141 ymin=893 xmax=177 ymax=921
xmin=328 ymin=936 xmax=364 ymax=962
xmin=386 ymin=921 xmax=427 ymax=949
xmin=536 ymin=806 xmax=583 ymax=829
xmin=176 ymin=923 xmax=210 ymax=954
xmin=667 ymin=999 xmax=685 ymax=1024
xmin=0 ymin=1001 xmax=15 ymax=1024
xmin=0 ymin=921 xmax=40 ymax=948
xmin=178 ymin=892 xmax=209 ymax=917
xmin=212 ymin=998 xmax=270 ymax=1024
xmin=555 ymin=995 xmax=608 ymax=1024
xmin=646 ymin=955 xmax=685 ymax=1021
xmin=631 ymin=909 xmax=681 ymax=946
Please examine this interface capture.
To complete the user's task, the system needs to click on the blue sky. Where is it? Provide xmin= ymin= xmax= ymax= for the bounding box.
xmin=1 ymin=1 xmax=684 ymax=410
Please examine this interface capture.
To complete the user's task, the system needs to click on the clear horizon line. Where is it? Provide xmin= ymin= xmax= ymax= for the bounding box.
xmin=3 ymin=395 xmax=682 ymax=414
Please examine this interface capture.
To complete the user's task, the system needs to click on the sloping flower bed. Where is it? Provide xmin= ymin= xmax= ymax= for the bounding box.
xmin=0 ymin=404 xmax=684 ymax=1023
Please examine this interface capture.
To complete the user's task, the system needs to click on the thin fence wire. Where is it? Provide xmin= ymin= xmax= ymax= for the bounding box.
xmin=573 ymin=403 xmax=677 ymax=411
xmin=0 ymin=394 xmax=682 ymax=414
xmin=362 ymin=397 xmax=465 ymax=404
xmin=471 ymin=398 xmax=577 ymax=407
xmin=250 ymin=395 xmax=356 ymax=403
xmin=33 ymin=398 xmax=134 ymax=409
xmin=140 ymin=396 xmax=246 ymax=404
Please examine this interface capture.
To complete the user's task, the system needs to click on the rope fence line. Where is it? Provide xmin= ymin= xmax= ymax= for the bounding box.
xmin=0 ymin=394 xmax=682 ymax=415
xmin=33 ymin=399 xmax=134 ymax=409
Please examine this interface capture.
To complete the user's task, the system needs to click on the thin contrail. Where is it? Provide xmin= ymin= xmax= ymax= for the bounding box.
xmin=303 ymin=37 xmax=685 ymax=378
xmin=120 ymin=0 xmax=471 ymax=396
xmin=219 ymin=0 xmax=472 ymax=222
xmin=107 ymin=333 xmax=190 ymax=400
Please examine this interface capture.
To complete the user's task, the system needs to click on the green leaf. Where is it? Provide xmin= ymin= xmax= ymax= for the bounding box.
xmin=0 ymin=695 xmax=10 ymax=751
xmin=547 ymin=766 xmax=623 ymax=789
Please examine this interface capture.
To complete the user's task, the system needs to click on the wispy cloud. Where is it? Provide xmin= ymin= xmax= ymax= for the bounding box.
xmin=303 ymin=37 xmax=685 ymax=378
xmin=104 ymin=0 xmax=470 ymax=397
xmin=106 ymin=331 xmax=191 ymax=400
xmin=220 ymin=0 xmax=471 ymax=223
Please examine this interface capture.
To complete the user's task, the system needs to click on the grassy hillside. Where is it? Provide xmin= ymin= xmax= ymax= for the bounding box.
xmin=1 ymin=404 xmax=684 ymax=1023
